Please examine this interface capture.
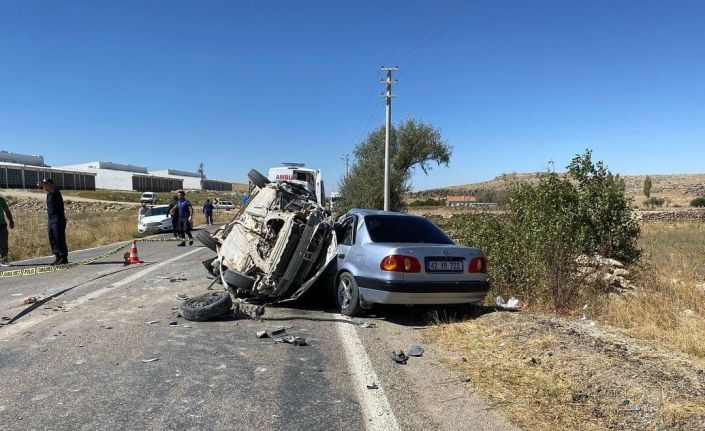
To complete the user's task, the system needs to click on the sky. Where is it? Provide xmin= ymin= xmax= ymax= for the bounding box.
xmin=1 ymin=0 xmax=704 ymax=191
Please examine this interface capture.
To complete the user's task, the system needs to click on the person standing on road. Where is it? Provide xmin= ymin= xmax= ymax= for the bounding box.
xmin=176 ymin=190 xmax=193 ymax=246
xmin=202 ymin=198 xmax=214 ymax=225
xmin=138 ymin=202 xmax=148 ymax=221
xmin=40 ymin=178 xmax=69 ymax=265
xmin=168 ymin=193 xmax=179 ymax=238
xmin=0 ymin=194 xmax=15 ymax=267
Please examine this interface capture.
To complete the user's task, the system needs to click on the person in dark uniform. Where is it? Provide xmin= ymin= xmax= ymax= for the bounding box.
xmin=168 ymin=193 xmax=180 ymax=238
xmin=40 ymin=178 xmax=69 ymax=265
xmin=202 ymin=198 xmax=214 ymax=225
xmin=175 ymin=190 xmax=193 ymax=246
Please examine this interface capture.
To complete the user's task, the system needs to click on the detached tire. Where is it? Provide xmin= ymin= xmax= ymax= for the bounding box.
xmin=196 ymin=230 xmax=219 ymax=252
xmin=337 ymin=272 xmax=363 ymax=316
xmin=180 ymin=291 xmax=233 ymax=322
xmin=223 ymin=269 xmax=256 ymax=291
xmin=248 ymin=169 xmax=270 ymax=189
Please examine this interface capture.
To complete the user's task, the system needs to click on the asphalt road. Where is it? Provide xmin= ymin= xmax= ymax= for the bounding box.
xmin=0 ymin=228 xmax=517 ymax=431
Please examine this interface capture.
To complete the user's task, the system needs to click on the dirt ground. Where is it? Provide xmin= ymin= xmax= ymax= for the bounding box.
xmin=429 ymin=309 xmax=705 ymax=431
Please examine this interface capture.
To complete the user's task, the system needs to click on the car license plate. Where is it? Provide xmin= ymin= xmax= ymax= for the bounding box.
xmin=426 ymin=260 xmax=463 ymax=272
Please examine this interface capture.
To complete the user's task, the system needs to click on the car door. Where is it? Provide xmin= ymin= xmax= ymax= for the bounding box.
xmin=335 ymin=215 xmax=356 ymax=268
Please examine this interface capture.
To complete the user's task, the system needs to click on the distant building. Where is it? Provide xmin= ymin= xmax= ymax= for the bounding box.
xmin=446 ymin=195 xmax=477 ymax=207
xmin=0 ymin=151 xmax=47 ymax=166
xmin=59 ymin=161 xmax=182 ymax=192
xmin=0 ymin=151 xmax=96 ymax=190
xmin=151 ymin=169 xmax=232 ymax=191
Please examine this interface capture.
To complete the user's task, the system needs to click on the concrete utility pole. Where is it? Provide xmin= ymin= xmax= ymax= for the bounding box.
xmin=340 ymin=154 xmax=350 ymax=177
xmin=198 ymin=162 xmax=205 ymax=190
xmin=381 ymin=66 xmax=398 ymax=211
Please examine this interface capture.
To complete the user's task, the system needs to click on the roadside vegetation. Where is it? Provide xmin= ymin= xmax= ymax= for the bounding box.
xmin=426 ymin=150 xmax=705 ymax=430
xmin=6 ymin=199 xmax=237 ymax=262
xmin=429 ymin=222 xmax=705 ymax=431
xmin=445 ymin=150 xmax=640 ymax=310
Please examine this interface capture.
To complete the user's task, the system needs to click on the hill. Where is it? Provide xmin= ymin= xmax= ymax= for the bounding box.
xmin=419 ymin=173 xmax=705 ymax=206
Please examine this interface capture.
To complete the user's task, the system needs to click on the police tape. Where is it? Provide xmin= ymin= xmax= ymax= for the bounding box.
xmin=0 ymin=237 xmax=186 ymax=279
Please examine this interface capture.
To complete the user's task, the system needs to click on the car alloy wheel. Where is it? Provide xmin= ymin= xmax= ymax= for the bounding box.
xmin=337 ymin=272 xmax=362 ymax=316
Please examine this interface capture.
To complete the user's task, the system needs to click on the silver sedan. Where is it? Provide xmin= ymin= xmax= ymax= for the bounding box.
xmin=334 ymin=209 xmax=489 ymax=316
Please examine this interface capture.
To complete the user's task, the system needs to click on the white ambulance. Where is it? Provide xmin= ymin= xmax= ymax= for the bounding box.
xmin=267 ymin=163 xmax=325 ymax=207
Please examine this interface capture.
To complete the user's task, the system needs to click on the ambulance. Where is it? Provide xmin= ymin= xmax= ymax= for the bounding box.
xmin=266 ymin=163 xmax=326 ymax=207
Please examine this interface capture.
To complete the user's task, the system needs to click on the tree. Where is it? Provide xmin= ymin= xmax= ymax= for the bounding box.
xmin=643 ymin=175 xmax=652 ymax=199
xmin=336 ymin=119 xmax=452 ymax=212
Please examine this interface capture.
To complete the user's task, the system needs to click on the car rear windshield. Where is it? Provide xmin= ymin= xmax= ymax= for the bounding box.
xmin=146 ymin=207 xmax=168 ymax=217
xmin=364 ymin=215 xmax=454 ymax=244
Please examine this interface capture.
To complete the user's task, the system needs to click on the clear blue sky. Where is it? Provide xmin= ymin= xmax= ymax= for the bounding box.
xmin=1 ymin=0 xmax=704 ymax=191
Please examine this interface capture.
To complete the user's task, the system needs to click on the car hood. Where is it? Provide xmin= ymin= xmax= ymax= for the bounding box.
xmin=140 ymin=215 xmax=170 ymax=224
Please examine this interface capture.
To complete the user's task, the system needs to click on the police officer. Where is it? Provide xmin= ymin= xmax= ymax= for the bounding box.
xmin=40 ymin=179 xmax=69 ymax=265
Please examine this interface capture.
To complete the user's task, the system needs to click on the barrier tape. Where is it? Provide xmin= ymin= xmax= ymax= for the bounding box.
xmin=0 ymin=237 xmax=184 ymax=279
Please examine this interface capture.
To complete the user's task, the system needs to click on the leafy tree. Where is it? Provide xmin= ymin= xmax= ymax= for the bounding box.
xmin=643 ymin=175 xmax=652 ymax=199
xmin=337 ymin=119 xmax=452 ymax=212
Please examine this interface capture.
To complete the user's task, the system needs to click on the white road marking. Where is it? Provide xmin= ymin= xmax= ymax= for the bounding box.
xmin=1 ymin=248 xmax=203 ymax=339
xmin=336 ymin=314 xmax=401 ymax=431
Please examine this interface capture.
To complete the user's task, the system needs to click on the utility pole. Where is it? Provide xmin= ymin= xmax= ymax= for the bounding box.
xmin=381 ymin=66 xmax=398 ymax=211
xmin=197 ymin=162 xmax=205 ymax=190
xmin=340 ymin=153 xmax=350 ymax=177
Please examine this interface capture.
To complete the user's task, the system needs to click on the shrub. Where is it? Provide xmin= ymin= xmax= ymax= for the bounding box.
xmin=691 ymin=197 xmax=705 ymax=207
xmin=446 ymin=150 xmax=640 ymax=310
xmin=644 ymin=197 xmax=665 ymax=208
xmin=409 ymin=198 xmax=445 ymax=207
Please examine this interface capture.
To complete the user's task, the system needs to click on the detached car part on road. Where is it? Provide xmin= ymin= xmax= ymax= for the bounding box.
xmin=198 ymin=169 xmax=338 ymax=304
xmin=197 ymin=169 xmax=490 ymax=316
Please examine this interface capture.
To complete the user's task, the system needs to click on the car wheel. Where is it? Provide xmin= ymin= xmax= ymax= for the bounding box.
xmin=180 ymin=291 xmax=233 ymax=321
xmin=248 ymin=169 xmax=270 ymax=189
xmin=337 ymin=272 xmax=362 ymax=316
xmin=223 ymin=269 xmax=256 ymax=291
xmin=196 ymin=230 xmax=219 ymax=252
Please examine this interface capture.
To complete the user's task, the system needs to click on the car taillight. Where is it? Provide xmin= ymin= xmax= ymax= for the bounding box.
xmin=380 ymin=255 xmax=421 ymax=273
xmin=468 ymin=257 xmax=486 ymax=273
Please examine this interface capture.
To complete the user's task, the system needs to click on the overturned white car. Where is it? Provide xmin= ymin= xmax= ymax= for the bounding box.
xmin=197 ymin=169 xmax=337 ymax=303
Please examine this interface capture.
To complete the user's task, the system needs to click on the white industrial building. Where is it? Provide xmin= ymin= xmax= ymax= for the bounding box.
xmin=151 ymin=169 xmax=232 ymax=191
xmin=0 ymin=151 xmax=96 ymax=190
xmin=59 ymin=161 xmax=182 ymax=192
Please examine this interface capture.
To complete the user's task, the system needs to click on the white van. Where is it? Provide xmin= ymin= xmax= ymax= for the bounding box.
xmin=140 ymin=192 xmax=157 ymax=205
xmin=266 ymin=163 xmax=325 ymax=207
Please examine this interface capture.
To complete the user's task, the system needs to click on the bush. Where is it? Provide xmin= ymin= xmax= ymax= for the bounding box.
xmin=643 ymin=197 xmax=665 ymax=208
xmin=409 ymin=198 xmax=445 ymax=207
xmin=446 ymin=150 xmax=640 ymax=310
xmin=691 ymin=197 xmax=705 ymax=207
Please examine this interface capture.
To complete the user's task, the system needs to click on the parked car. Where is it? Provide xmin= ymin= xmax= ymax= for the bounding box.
xmin=137 ymin=204 xmax=173 ymax=233
xmin=140 ymin=192 xmax=158 ymax=205
xmin=213 ymin=200 xmax=235 ymax=211
xmin=198 ymin=169 xmax=337 ymax=303
xmin=332 ymin=209 xmax=490 ymax=315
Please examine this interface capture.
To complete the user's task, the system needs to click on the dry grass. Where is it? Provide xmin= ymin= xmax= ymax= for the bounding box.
xmin=429 ymin=319 xmax=606 ymax=431
xmin=598 ymin=222 xmax=705 ymax=358
xmin=7 ymin=207 xmax=236 ymax=262
xmin=7 ymin=209 xmax=139 ymax=261
xmin=426 ymin=221 xmax=705 ymax=430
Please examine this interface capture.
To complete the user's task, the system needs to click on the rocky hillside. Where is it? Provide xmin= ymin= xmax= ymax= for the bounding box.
xmin=6 ymin=197 xmax=133 ymax=214
xmin=420 ymin=173 xmax=705 ymax=206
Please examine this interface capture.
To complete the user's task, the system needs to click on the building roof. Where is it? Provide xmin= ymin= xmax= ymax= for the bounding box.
xmin=446 ymin=195 xmax=477 ymax=203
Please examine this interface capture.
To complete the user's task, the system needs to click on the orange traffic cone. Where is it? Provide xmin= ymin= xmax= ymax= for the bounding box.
xmin=128 ymin=240 xmax=144 ymax=264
